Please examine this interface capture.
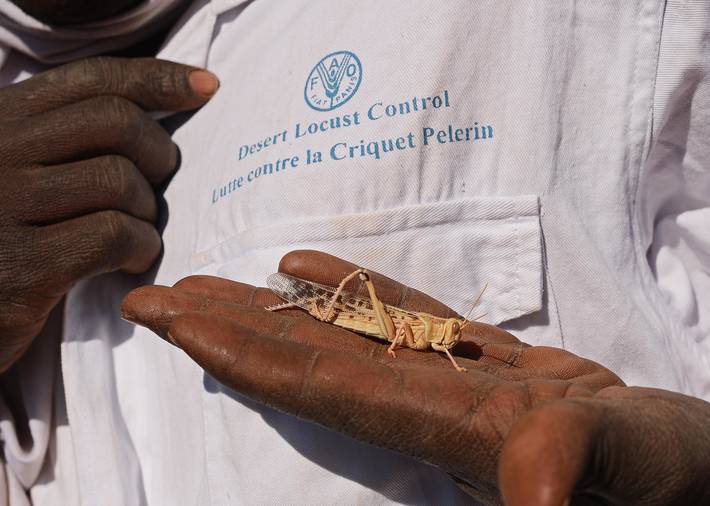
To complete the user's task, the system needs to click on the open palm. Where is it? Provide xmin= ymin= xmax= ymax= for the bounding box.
xmin=122 ymin=251 xmax=710 ymax=505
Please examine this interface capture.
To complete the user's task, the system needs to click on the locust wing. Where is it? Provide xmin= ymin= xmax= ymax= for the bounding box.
xmin=267 ymin=272 xmax=432 ymax=341
xmin=266 ymin=272 xmax=377 ymax=317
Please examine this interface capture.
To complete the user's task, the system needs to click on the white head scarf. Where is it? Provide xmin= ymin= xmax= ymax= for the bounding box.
xmin=0 ymin=0 xmax=188 ymax=68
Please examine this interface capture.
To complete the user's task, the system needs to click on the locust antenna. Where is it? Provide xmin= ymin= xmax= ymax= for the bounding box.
xmin=459 ymin=282 xmax=488 ymax=329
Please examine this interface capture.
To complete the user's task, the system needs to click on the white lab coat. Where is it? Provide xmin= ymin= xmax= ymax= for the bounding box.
xmin=1 ymin=0 xmax=709 ymax=504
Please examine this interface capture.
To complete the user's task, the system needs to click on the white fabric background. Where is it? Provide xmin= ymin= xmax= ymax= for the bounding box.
xmin=0 ymin=0 xmax=708 ymax=504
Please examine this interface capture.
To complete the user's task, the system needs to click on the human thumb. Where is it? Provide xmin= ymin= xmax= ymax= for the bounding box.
xmin=497 ymin=400 xmax=600 ymax=506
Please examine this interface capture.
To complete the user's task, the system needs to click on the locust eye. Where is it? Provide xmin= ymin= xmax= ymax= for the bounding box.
xmin=452 ymin=321 xmax=460 ymax=334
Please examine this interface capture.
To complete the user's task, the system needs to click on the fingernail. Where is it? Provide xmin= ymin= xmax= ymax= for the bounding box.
xmin=189 ymin=69 xmax=220 ymax=97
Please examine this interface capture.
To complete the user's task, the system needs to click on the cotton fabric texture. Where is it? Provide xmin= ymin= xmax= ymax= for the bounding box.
xmin=0 ymin=0 xmax=709 ymax=504
xmin=0 ymin=0 xmax=187 ymax=66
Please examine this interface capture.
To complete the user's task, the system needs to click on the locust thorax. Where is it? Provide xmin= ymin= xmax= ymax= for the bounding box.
xmin=428 ymin=318 xmax=463 ymax=350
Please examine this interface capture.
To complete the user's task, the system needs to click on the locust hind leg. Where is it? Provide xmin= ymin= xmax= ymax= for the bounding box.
xmin=265 ymin=302 xmax=299 ymax=311
xmin=321 ymin=268 xmax=369 ymax=322
xmin=387 ymin=326 xmax=405 ymax=358
xmin=323 ymin=268 xmax=397 ymax=342
xmin=358 ymin=270 xmax=398 ymax=344
xmin=387 ymin=322 xmax=416 ymax=358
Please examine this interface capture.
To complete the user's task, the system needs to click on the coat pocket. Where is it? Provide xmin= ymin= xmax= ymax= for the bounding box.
xmin=191 ymin=195 xmax=543 ymax=325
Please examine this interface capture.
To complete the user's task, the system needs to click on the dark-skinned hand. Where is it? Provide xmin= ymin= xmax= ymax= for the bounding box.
xmin=0 ymin=56 xmax=219 ymax=371
xmin=122 ymin=250 xmax=710 ymax=506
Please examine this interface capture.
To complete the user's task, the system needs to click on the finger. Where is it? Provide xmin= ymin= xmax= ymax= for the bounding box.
xmin=121 ymin=285 xmax=200 ymax=340
xmin=37 ymin=210 xmax=161 ymax=291
xmin=121 ymin=283 xmax=284 ymax=342
xmin=170 ymin=275 xmax=310 ymax=320
xmin=511 ymin=346 xmax=624 ymax=390
xmin=172 ymin=275 xmax=282 ymax=307
xmin=17 ymin=156 xmax=156 ymax=224
xmin=279 ymin=250 xmax=459 ymax=318
xmin=465 ymin=337 xmax=623 ymax=390
xmin=498 ymin=394 xmax=705 ymax=506
xmin=0 ymin=57 xmax=219 ymax=120
xmin=2 ymin=96 xmax=176 ymax=184
xmin=498 ymin=400 xmax=599 ymax=506
xmin=121 ymin=285 xmax=403 ymax=360
xmin=457 ymin=321 xmax=528 ymax=354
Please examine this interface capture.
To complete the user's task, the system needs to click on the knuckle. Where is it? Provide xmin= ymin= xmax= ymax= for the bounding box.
xmin=140 ymin=60 xmax=186 ymax=100
xmin=92 ymin=210 xmax=145 ymax=272
xmin=101 ymin=157 xmax=157 ymax=221
xmin=0 ymin=247 xmax=31 ymax=294
xmin=0 ymin=295 xmax=43 ymax=332
xmin=95 ymin=95 xmax=145 ymax=149
xmin=0 ymin=228 xmax=65 ymax=298
xmin=0 ymin=120 xmax=36 ymax=167
xmin=97 ymin=210 xmax=134 ymax=248
xmin=96 ymin=95 xmax=141 ymax=125
xmin=61 ymin=56 xmax=123 ymax=93
xmin=0 ymin=175 xmax=23 ymax=211
xmin=100 ymin=156 xmax=139 ymax=197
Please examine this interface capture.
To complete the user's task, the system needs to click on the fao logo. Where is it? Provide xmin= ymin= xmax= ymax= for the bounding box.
xmin=304 ymin=50 xmax=362 ymax=112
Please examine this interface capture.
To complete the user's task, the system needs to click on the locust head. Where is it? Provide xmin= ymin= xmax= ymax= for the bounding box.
xmin=431 ymin=283 xmax=488 ymax=352
xmin=429 ymin=318 xmax=463 ymax=351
